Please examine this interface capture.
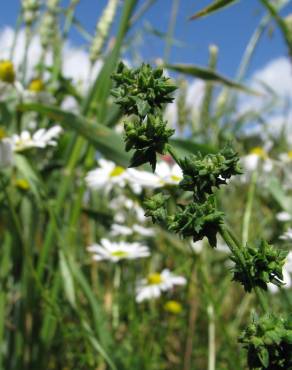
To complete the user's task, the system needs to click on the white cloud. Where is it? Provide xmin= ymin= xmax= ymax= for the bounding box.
xmin=238 ymin=57 xmax=292 ymax=141
xmin=0 ymin=26 xmax=102 ymax=86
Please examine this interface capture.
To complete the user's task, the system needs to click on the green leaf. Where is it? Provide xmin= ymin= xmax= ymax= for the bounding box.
xmin=266 ymin=177 xmax=292 ymax=213
xmin=259 ymin=0 xmax=292 ymax=59
xmin=164 ymin=63 xmax=260 ymax=95
xmin=170 ymin=138 xmax=216 ymax=156
xmin=189 ymin=0 xmax=239 ymax=20
xmin=258 ymin=346 xmax=269 ymax=368
xmin=14 ymin=154 xmax=43 ymax=202
xmin=17 ymin=103 xmax=131 ymax=167
xmin=59 ymin=251 xmax=76 ymax=308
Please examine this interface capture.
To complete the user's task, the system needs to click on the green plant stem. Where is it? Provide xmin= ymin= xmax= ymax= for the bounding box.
xmin=219 ymin=224 xmax=269 ymax=313
xmin=207 ymin=304 xmax=216 ymax=370
xmin=164 ymin=0 xmax=180 ymax=63
xmin=242 ymin=171 xmax=257 ymax=245
xmin=113 ymin=265 xmax=121 ymax=329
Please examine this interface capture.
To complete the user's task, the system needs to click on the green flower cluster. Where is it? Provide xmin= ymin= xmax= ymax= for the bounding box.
xmin=124 ymin=114 xmax=174 ymax=171
xmin=144 ymin=193 xmax=169 ymax=224
xmin=111 ymin=62 xmax=176 ymax=170
xmin=239 ymin=314 xmax=292 ymax=369
xmin=231 ymin=240 xmax=288 ymax=292
xmin=178 ymin=146 xmax=242 ymax=200
xmin=168 ymin=198 xmax=224 ymax=247
xmin=111 ymin=62 xmax=176 ymax=117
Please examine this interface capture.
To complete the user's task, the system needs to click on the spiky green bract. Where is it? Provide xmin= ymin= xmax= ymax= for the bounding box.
xmin=125 ymin=114 xmax=174 ymax=170
xmin=168 ymin=198 xmax=224 ymax=247
xmin=144 ymin=193 xmax=169 ymax=224
xmin=178 ymin=145 xmax=242 ymax=200
xmin=231 ymin=240 xmax=287 ymax=292
xmin=111 ymin=62 xmax=177 ymax=118
xmin=239 ymin=314 xmax=292 ymax=369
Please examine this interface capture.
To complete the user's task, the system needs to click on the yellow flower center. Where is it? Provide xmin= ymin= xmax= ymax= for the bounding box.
xmin=29 ymin=78 xmax=45 ymax=92
xmin=287 ymin=150 xmax=292 ymax=159
xmin=0 ymin=128 xmax=6 ymax=139
xmin=249 ymin=147 xmax=267 ymax=159
xmin=0 ymin=60 xmax=15 ymax=83
xmin=110 ymin=166 xmax=125 ymax=177
xmin=147 ymin=273 xmax=163 ymax=285
xmin=164 ymin=300 xmax=183 ymax=314
xmin=111 ymin=250 xmax=128 ymax=258
xmin=171 ymin=175 xmax=181 ymax=182
xmin=15 ymin=179 xmax=30 ymax=190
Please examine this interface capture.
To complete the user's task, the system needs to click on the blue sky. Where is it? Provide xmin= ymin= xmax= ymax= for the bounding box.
xmin=1 ymin=0 xmax=292 ymax=78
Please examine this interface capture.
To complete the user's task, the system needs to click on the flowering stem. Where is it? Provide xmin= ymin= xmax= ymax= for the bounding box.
xmin=207 ymin=304 xmax=216 ymax=370
xmin=219 ymin=224 xmax=269 ymax=313
xmin=113 ymin=265 xmax=121 ymax=329
xmin=242 ymin=171 xmax=257 ymax=245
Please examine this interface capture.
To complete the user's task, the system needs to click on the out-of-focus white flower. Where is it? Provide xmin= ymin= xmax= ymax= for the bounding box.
xmin=14 ymin=80 xmax=55 ymax=104
xmin=240 ymin=147 xmax=273 ymax=183
xmin=279 ymin=150 xmax=292 ymax=163
xmin=280 ymin=228 xmax=292 ymax=241
xmin=133 ymin=224 xmax=155 ymax=237
xmin=127 ymin=168 xmax=161 ymax=191
xmin=268 ymin=251 xmax=292 ymax=293
xmin=111 ymin=223 xmax=155 ymax=237
xmin=276 ymin=212 xmax=292 ymax=222
xmin=136 ymin=269 xmax=186 ymax=303
xmin=241 ymin=147 xmax=273 ymax=173
xmin=10 ymin=125 xmax=62 ymax=152
xmin=87 ymin=238 xmax=150 ymax=263
xmin=111 ymin=224 xmax=132 ymax=236
xmin=110 ymin=195 xmax=147 ymax=224
xmin=155 ymin=161 xmax=183 ymax=185
xmin=85 ymin=159 xmax=128 ymax=191
xmin=0 ymin=139 xmax=13 ymax=167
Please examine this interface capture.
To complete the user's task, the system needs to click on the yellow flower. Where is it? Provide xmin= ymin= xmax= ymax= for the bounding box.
xmin=249 ymin=147 xmax=267 ymax=159
xmin=288 ymin=150 xmax=292 ymax=160
xmin=0 ymin=60 xmax=15 ymax=83
xmin=0 ymin=128 xmax=6 ymax=139
xmin=164 ymin=300 xmax=183 ymax=314
xmin=147 ymin=273 xmax=163 ymax=285
xmin=28 ymin=78 xmax=45 ymax=92
xmin=15 ymin=179 xmax=30 ymax=191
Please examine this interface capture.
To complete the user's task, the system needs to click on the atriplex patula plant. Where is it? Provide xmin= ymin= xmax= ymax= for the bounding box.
xmin=111 ymin=62 xmax=292 ymax=369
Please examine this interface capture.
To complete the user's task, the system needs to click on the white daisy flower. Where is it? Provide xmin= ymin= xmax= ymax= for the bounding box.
xmin=127 ymin=168 xmax=161 ymax=191
xmin=241 ymin=147 xmax=273 ymax=173
xmin=85 ymin=159 xmax=128 ymax=191
xmin=10 ymin=125 xmax=62 ymax=152
xmin=276 ymin=212 xmax=292 ymax=222
xmin=155 ymin=161 xmax=183 ymax=185
xmin=136 ymin=269 xmax=186 ymax=303
xmin=268 ymin=251 xmax=292 ymax=293
xmin=0 ymin=139 xmax=13 ymax=167
xmin=280 ymin=228 xmax=292 ymax=241
xmin=87 ymin=238 xmax=150 ymax=263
